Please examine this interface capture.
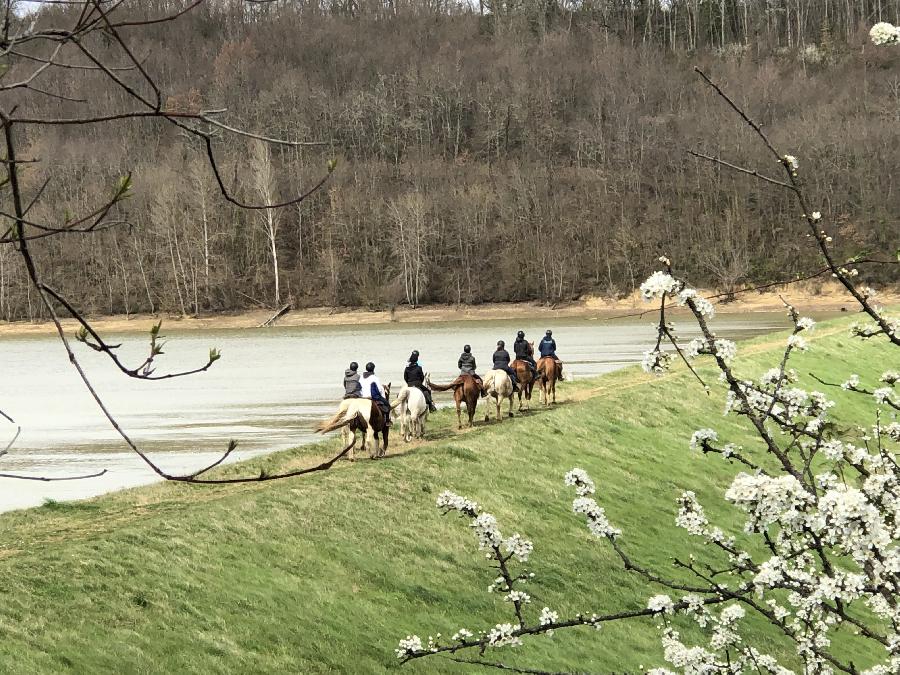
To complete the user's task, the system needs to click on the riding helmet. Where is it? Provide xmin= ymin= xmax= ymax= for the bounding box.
xmin=517 ymin=330 xmax=525 ymax=338
xmin=463 ymin=344 xmax=471 ymax=353
xmin=409 ymin=350 xmax=419 ymax=363
xmin=365 ymin=362 xmax=375 ymax=373
xmin=349 ymin=361 xmax=358 ymax=371
xmin=546 ymin=330 xmax=553 ymax=336
xmin=497 ymin=340 xmax=505 ymax=348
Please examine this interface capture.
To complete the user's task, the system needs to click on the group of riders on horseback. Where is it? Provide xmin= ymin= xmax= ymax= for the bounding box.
xmin=340 ymin=330 xmax=563 ymax=425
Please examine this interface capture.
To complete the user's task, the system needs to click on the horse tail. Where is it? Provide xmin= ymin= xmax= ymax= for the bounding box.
xmin=316 ymin=409 xmax=365 ymax=435
xmin=427 ymin=376 xmax=465 ymax=392
xmin=391 ymin=387 xmax=409 ymax=410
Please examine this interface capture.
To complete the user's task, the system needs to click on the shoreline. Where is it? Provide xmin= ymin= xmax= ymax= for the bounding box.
xmin=0 ymin=283 xmax=894 ymax=337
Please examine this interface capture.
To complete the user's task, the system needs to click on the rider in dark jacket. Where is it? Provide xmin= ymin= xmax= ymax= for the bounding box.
xmin=343 ymin=361 xmax=362 ymax=398
xmin=458 ymin=345 xmax=485 ymax=396
xmin=538 ymin=330 xmax=564 ymax=380
xmin=404 ymin=350 xmax=437 ymax=412
xmin=513 ymin=330 xmax=539 ymax=381
xmin=492 ymin=340 xmax=519 ymax=392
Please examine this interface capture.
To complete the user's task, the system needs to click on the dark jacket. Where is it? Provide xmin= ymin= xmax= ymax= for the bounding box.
xmin=458 ymin=352 xmax=477 ymax=374
xmin=404 ymin=363 xmax=425 ymax=387
xmin=492 ymin=349 xmax=511 ymax=369
xmin=539 ymin=337 xmax=557 ymax=358
xmin=513 ymin=338 xmax=531 ymax=360
xmin=343 ymin=369 xmax=361 ymax=397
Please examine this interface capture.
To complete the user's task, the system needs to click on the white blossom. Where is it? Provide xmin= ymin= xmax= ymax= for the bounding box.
xmin=539 ymin=607 xmax=559 ymax=626
xmin=841 ymin=374 xmax=860 ymax=391
xmin=486 ymin=623 xmax=523 ymax=647
xmin=797 ymin=317 xmax=816 ymax=332
xmin=783 ymin=154 xmax=799 ymax=171
xmin=678 ymin=288 xmax=715 ymax=318
xmin=396 ymin=635 xmax=423 ymax=658
xmin=689 ymin=428 xmax=717 ymax=450
xmin=640 ymin=271 xmax=680 ymax=301
xmin=811 ymin=211 xmax=822 ymax=221
xmin=505 ymin=589 xmax=531 ymax=604
xmin=647 ymin=594 xmax=675 ymax=614
xmin=874 ymin=387 xmax=897 ymax=406
xmin=451 ymin=628 xmax=473 ymax=642
xmin=564 ymin=468 xmax=595 ymax=496
xmin=642 ymin=349 xmax=674 ymax=374
xmin=436 ymin=490 xmax=478 ymax=514
xmin=881 ymin=371 xmax=900 ymax=385
xmin=787 ymin=334 xmax=808 ymax=351
xmin=471 ymin=513 xmax=503 ymax=550
xmin=871 ymin=21 xmax=900 ymax=45
xmin=503 ymin=534 xmax=533 ymax=562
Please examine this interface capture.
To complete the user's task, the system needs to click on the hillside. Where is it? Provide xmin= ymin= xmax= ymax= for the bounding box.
xmin=0 ymin=316 xmax=892 ymax=673
xmin=5 ymin=2 xmax=900 ymax=320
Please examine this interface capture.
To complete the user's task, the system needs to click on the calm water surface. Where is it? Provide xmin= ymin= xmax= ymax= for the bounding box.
xmin=0 ymin=312 xmax=835 ymax=511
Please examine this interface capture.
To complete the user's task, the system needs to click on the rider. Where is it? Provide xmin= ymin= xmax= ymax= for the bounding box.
xmin=404 ymin=350 xmax=437 ymax=413
xmin=458 ymin=344 xmax=485 ymax=395
xmin=492 ymin=340 xmax=519 ymax=392
xmin=343 ymin=361 xmax=362 ymax=399
xmin=361 ymin=361 xmax=391 ymax=424
xmin=513 ymin=330 xmax=539 ymax=382
xmin=538 ymin=329 xmax=564 ymax=380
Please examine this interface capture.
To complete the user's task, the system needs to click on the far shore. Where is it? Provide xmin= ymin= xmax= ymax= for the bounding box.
xmin=0 ymin=283 xmax=895 ymax=337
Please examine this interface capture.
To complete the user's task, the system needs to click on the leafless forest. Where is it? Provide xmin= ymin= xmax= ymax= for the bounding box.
xmin=5 ymin=0 xmax=899 ymax=319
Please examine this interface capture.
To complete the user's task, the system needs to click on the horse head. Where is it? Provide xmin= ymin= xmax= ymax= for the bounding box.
xmin=527 ymin=341 xmax=534 ymax=356
xmin=384 ymin=382 xmax=391 ymax=398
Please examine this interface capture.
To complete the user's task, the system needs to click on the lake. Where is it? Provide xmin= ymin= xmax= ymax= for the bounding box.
xmin=0 ymin=311 xmax=829 ymax=511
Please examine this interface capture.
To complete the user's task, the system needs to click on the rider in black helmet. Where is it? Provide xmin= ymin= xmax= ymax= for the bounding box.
xmin=513 ymin=329 xmax=539 ymax=382
xmin=492 ymin=339 xmax=519 ymax=392
xmin=538 ymin=329 xmax=564 ymax=380
xmin=458 ymin=344 xmax=484 ymax=395
xmin=343 ymin=361 xmax=362 ymax=398
xmin=404 ymin=350 xmax=436 ymax=412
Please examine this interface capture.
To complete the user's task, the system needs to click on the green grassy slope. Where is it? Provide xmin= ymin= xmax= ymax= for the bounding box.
xmin=0 ymin=317 xmax=892 ymax=674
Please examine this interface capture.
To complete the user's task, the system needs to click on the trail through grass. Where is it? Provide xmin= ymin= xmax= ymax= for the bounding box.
xmin=0 ymin=316 xmax=893 ymax=673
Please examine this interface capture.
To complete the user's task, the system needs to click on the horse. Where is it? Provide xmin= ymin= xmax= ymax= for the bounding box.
xmin=537 ymin=356 xmax=561 ymax=406
xmin=426 ymin=373 xmax=482 ymax=429
xmin=392 ymin=384 xmax=429 ymax=442
xmin=315 ymin=383 xmax=391 ymax=460
xmin=511 ymin=341 xmax=538 ymax=412
xmin=482 ymin=369 xmax=515 ymax=422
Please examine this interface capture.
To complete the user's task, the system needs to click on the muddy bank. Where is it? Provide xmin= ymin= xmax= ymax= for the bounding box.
xmin=0 ymin=282 xmax=894 ymax=337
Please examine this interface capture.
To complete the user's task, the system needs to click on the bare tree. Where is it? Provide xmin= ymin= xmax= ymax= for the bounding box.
xmin=0 ymin=0 xmax=338 ymax=483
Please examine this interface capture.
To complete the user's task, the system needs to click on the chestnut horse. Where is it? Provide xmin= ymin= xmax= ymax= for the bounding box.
xmin=537 ymin=357 xmax=561 ymax=406
xmin=511 ymin=341 xmax=538 ymax=411
xmin=426 ymin=374 xmax=481 ymax=429
xmin=315 ymin=383 xmax=391 ymax=460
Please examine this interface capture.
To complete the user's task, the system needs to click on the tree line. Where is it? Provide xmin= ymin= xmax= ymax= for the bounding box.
xmin=4 ymin=0 xmax=899 ymax=319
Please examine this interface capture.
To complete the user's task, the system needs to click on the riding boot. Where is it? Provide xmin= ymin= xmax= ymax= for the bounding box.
xmin=424 ymin=388 xmax=437 ymax=413
xmin=556 ymin=360 xmax=564 ymax=381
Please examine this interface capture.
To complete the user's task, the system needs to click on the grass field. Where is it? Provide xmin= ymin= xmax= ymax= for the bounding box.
xmin=0 ymin=316 xmax=893 ymax=673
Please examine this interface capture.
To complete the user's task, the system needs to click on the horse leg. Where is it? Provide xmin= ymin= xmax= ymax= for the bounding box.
xmin=456 ymin=398 xmax=462 ymax=429
xmin=380 ymin=425 xmax=389 ymax=457
xmin=343 ymin=426 xmax=355 ymax=462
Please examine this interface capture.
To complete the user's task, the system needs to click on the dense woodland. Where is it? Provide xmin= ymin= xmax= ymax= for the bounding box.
xmin=3 ymin=0 xmax=900 ymax=318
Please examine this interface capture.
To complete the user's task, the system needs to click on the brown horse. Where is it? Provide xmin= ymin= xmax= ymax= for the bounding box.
xmin=537 ymin=357 xmax=561 ymax=406
xmin=511 ymin=340 xmax=539 ymax=411
xmin=426 ymin=374 xmax=482 ymax=429
xmin=316 ymin=383 xmax=391 ymax=459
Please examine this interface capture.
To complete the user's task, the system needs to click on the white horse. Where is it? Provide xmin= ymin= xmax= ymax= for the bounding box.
xmin=393 ymin=384 xmax=429 ymax=442
xmin=482 ymin=369 xmax=515 ymax=422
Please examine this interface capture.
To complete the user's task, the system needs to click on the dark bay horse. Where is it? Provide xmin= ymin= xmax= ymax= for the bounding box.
xmin=426 ymin=374 xmax=482 ymax=429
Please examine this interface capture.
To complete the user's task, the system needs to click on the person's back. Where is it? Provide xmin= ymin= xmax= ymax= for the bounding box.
xmin=492 ymin=347 xmax=511 ymax=369
xmin=343 ymin=364 xmax=362 ymax=399
xmin=539 ymin=333 xmax=556 ymax=358
xmin=513 ymin=337 xmax=530 ymax=360
xmin=404 ymin=362 xmax=425 ymax=387
xmin=490 ymin=340 xmax=518 ymax=391
xmin=458 ymin=348 xmax=477 ymax=375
